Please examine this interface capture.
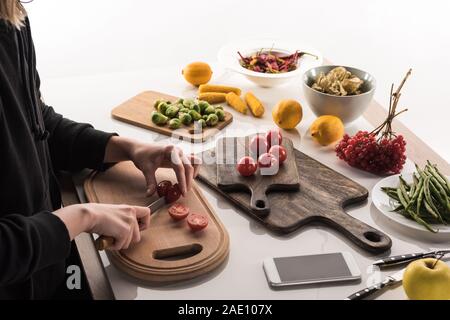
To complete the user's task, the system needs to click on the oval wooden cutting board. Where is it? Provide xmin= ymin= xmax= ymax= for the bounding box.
xmin=84 ymin=161 xmax=229 ymax=283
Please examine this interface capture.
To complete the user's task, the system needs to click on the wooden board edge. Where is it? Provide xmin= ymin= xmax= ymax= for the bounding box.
xmin=58 ymin=171 xmax=115 ymax=300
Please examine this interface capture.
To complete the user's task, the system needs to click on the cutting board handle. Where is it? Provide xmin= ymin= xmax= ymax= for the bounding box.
xmin=249 ymin=187 xmax=270 ymax=216
xmin=325 ymin=207 xmax=392 ymax=253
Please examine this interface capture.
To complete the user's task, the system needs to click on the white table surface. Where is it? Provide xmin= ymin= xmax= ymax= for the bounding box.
xmin=42 ymin=65 xmax=450 ymax=300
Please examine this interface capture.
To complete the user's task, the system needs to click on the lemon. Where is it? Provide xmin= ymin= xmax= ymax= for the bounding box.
xmin=182 ymin=62 xmax=212 ymax=86
xmin=309 ymin=115 xmax=344 ymax=146
xmin=272 ymin=99 xmax=303 ymax=129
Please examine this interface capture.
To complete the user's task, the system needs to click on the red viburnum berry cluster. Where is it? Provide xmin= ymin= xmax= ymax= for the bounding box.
xmin=335 ymin=69 xmax=412 ymax=175
xmin=336 ymin=131 xmax=406 ymax=174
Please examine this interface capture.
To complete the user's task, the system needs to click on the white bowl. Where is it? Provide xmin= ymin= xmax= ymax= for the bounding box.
xmin=302 ymin=65 xmax=376 ymax=124
xmin=218 ymin=39 xmax=323 ymax=88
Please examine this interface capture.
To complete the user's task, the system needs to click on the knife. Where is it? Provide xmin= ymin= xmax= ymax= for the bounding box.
xmin=372 ymin=249 xmax=450 ymax=268
xmin=94 ymin=196 xmax=167 ymax=251
xmin=346 ymin=268 xmax=404 ymax=300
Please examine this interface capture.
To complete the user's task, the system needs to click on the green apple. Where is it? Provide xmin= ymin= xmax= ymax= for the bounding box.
xmin=403 ymin=258 xmax=450 ymax=300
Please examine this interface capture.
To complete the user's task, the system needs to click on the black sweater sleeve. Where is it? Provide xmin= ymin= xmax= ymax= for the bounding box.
xmin=0 ymin=211 xmax=71 ymax=286
xmin=42 ymin=105 xmax=116 ymax=171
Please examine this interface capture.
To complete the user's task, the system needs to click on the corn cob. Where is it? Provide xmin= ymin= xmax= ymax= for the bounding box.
xmin=244 ymin=92 xmax=264 ymax=117
xmin=198 ymin=92 xmax=227 ymax=104
xmin=226 ymin=92 xmax=247 ymax=114
xmin=199 ymin=84 xmax=241 ymax=96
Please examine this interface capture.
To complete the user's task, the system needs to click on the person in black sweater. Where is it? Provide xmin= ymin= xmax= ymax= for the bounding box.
xmin=0 ymin=1 xmax=200 ymax=299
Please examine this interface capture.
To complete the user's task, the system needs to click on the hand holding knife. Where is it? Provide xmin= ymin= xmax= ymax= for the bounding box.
xmin=93 ymin=179 xmax=185 ymax=252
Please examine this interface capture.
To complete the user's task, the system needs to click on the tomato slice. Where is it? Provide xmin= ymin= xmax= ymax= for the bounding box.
xmin=157 ymin=180 xmax=172 ymax=197
xmin=187 ymin=213 xmax=208 ymax=232
xmin=168 ymin=203 xmax=190 ymax=221
xmin=165 ymin=183 xmax=181 ymax=204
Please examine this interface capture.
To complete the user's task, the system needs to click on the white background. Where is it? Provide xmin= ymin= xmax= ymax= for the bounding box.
xmin=26 ymin=0 xmax=450 ymax=161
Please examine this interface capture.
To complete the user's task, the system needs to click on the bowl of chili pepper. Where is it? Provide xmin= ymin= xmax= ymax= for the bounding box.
xmin=218 ymin=39 xmax=323 ymax=88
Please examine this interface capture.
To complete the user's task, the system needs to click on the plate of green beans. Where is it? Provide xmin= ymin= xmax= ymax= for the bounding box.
xmin=372 ymin=161 xmax=450 ymax=237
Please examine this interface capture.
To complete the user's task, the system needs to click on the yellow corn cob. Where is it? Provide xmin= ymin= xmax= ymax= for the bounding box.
xmin=198 ymin=84 xmax=242 ymax=96
xmin=226 ymin=92 xmax=247 ymax=114
xmin=244 ymin=92 xmax=265 ymax=117
xmin=198 ymin=92 xmax=227 ymax=104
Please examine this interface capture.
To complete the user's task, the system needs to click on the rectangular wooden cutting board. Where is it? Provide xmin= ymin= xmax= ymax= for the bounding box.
xmin=111 ymin=91 xmax=233 ymax=143
xmin=84 ymin=161 xmax=229 ymax=283
xmin=197 ymin=146 xmax=392 ymax=254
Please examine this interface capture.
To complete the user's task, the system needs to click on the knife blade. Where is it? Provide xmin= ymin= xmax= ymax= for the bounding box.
xmin=346 ymin=268 xmax=404 ymax=300
xmin=94 ymin=196 xmax=167 ymax=251
xmin=373 ymin=249 xmax=450 ymax=268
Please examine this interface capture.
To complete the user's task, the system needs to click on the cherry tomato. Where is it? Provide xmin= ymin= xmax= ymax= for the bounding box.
xmin=168 ymin=203 xmax=190 ymax=221
xmin=258 ymin=152 xmax=278 ymax=168
xmin=249 ymin=135 xmax=268 ymax=156
xmin=165 ymin=183 xmax=181 ymax=203
xmin=157 ymin=180 xmax=173 ymax=197
xmin=237 ymin=156 xmax=258 ymax=177
xmin=187 ymin=213 xmax=208 ymax=232
xmin=266 ymin=129 xmax=283 ymax=149
xmin=269 ymin=145 xmax=287 ymax=164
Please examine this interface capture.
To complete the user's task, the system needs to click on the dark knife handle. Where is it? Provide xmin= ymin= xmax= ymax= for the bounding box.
xmin=373 ymin=252 xmax=430 ymax=267
xmin=346 ymin=278 xmax=394 ymax=300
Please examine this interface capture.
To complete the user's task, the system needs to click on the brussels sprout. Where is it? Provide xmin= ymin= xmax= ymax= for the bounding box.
xmin=215 ymin=109 xmax=225 ymax=121
xmin=206 ymin=114 xmax=219 ymax=127
xmin=153 ymin=99 xmax=164 ymax=109
xmin=190 ymin=103 xmax=201 ymax=113
xmin=198 ymin=101 xmax=210 ymax=113
xmin=180 ymin=113 xmax=192 ymax=125
xmin=179 ymin=107 xmax=190 ymax=114
xmin=175 ymin=98 xmax=184 ymax=104
xmin=202 ymin=114 xmax=208 ymax=121
xmin=168 ymin=118 xmax=181 ymax=129
xmin=183 ymin=99 xmax=196 ymax=109
xmin=157 ymin=102 xmax=169 ymax=115
xmin=204 ymin=105 xmax=216 ymax=115
xmin=165 ymin=105 xmax=180 ymax=118
xmin=188 ymin=110 xmax=202 ymax=121
xmin=197 ymin=119 xmax=207 ymax=129
xmin=214 ymin=105 xmax=224 ymax=110
xmin=151 ymin=111 xmax=168 ymax=126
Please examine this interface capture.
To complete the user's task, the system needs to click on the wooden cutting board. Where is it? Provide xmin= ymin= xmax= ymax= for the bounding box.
xmin=216 ymin=136 xmax=299 ymax=216
xmin=84 ymin=161 xmax=229 ymax=283
xmin=197 ymin=146 xmax=392 ymax=254
xmin=111 ymin=91 xmax=233 ymax=143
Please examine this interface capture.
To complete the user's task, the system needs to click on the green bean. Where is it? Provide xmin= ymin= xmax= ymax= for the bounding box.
xmin=430 ymin=177 xmax=450 ymax=212
xmin=405 ymin=177 xmax=423 ymax=210
xmin=416 ymin=184 xmax=425 ymax=217
xmin=399 ymin=176 xmax=410 ymax=202
xmin=397 ymin=188 xmax=409 ymax=208
xmin=424 ymin=177 xmax=443 ymax=222
xmin=399 ymin=176 xmax=410 ymax=191
xmin=415 ymin=163 xmax=427 ymax=179
xmin=386 ymin=190 xmax=400 ymax=201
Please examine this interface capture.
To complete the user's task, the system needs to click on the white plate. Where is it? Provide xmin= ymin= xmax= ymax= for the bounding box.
xmin=372 ymin=174 xmax=450 ymax=239
xmin=217 ymin=39 xmax=323 ymax=87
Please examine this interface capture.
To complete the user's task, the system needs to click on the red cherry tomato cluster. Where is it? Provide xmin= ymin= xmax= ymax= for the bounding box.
xmin=237 ymin=129 xmax=288 ymax=177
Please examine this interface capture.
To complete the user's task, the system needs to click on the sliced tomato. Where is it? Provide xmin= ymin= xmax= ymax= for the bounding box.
xmin=168 ymin=203 xmax=189 ymax=220
xmin=157 ymin=180 xmax=172 ymax=197
xmin=237 ymin=156 xmax=258 ymax=177
xmin=269 ymin=145 xmax=287 ymax=164
xmin=187 ymin=213 xmax=208 ymax=232
xmin=165 ymin=183 xmax=181 ymax=204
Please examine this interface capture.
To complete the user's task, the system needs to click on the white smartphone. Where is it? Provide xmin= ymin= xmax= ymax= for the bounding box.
xmin=263 ymin=252 xmax=361 ymax=287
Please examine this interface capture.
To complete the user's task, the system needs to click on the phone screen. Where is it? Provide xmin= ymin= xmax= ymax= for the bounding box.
xmin=273 ymin=253 xmax=352 ymax=282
